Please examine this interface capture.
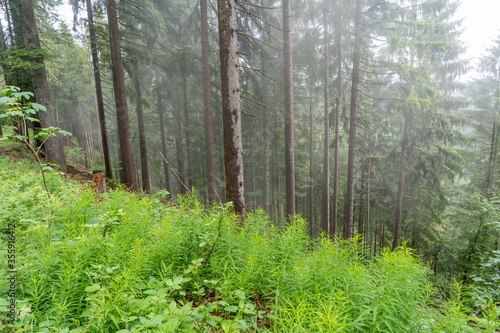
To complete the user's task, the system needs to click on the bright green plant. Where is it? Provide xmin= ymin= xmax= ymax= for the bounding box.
xmin=0 ymin=86 xmax=71 ymax=201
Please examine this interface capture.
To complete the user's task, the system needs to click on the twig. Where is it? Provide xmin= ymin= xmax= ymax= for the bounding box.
xmin=159 ymin=152 xmax=191 ymax=194
xmin=475 ymin=302 xmax=500 ymax=316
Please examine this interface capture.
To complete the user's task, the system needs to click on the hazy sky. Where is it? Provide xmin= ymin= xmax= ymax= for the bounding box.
xmin=455 ymin=0 xmax=500 ymax=79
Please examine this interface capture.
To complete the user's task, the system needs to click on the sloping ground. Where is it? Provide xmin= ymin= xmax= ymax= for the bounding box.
xmin=0 ymin=145 xmax=498 ymax=332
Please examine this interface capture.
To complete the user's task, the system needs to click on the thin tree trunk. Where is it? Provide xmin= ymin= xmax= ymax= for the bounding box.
xmin=309 ymin=95 xmax=314 ymax=236
xmin=365 ymin=141 xmax=371 ymax=252
xmin=321 ymin=0 xmax=330 ymax=234
xmin=157 ymin=77 xmax=170 ymax=193
xmin=344 ymin=0 xmax=362 ymax=239
xmin=87 ymin=0 xmax=112 ymax=178
xmin=182 ymin=69 xmax=192 ymax=190
xmin=486 ymin=122 xmax=497 ymax=194
xmin=218 ymin=0 xmax=245 ymax=216
xmin=18 ymin=0 xmax=67 ymax=171
xmin=283 ymin=0 xmax=295 ymax=218
xmin=250 ymin=144 xmax=257 ymax=211
xmin=393 ymin=109 xmax=411 ymax=250
xmin=4 ymin=0 xmax=14 ymax=45
xmin=175 ymin=85 xmax=185 ymax=194
xmin=201 ymin=0 xmax=217 ymax=203
xmin=262 ymin=59 xmax=270 ymax=211
xmin=8 ymin=0 xmax=23 ymax=46
xmin=107 ymin=0 xmax=137 ymax=190
xmin=380 ymin=224 xmax=385 ymax=251
xmin=333 ymin=11 xmax=342 ymax=237
xmin=133 ymin=64 xmax=151 ymax=193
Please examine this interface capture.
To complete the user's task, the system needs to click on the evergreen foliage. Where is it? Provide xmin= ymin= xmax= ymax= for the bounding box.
xmin=0 ymin=148 xmax=499 ymax=331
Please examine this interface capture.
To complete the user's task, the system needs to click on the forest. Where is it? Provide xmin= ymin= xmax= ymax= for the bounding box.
xmin=1 ymin=0 xmax=500 ymax=331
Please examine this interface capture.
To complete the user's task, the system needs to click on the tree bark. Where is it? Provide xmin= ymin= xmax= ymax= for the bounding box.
xmin=344 ymin=0 xmax=362 ymax=239
xmin=182 ymin=68 xmax=192 ymax=190
xmin=309 ymin=95 xmax=314 ymax=236
xmin=358 ymin=160 xmax=366 ymax=236
xmin=262 ymin=59 xmax=270 ymax=212
xmin=107 ymin=0 xmax=137 ymax=190
xmin=201 ymin=0 xmax=217 ymax=203
xmin=392 ymin=109 xmax=411 ymax=250
xmin=283 ymin=0 xmax=295 ymax=218
xmin=8 ymin=0 xmax=23 ymax=46
xmin=87 ymin=0 xmax=113 ymax=178
xmin=133 ymin=64 xmax=151 ymax=193
xmin=175 ymin=85 xmax=185 ymax=194
xmin=332 ymin=9 xmax=342 ymax=238
xmin=217 ymin=0 xmax=245 ymax=216
xmin=322 ymin=0 xmax=330 ymax=234
xmin=18 ymin=0 xmax=67 ymax=172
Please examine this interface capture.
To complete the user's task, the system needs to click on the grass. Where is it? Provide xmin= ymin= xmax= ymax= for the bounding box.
xmin=0 ymin=142 xmax=498 ymax=332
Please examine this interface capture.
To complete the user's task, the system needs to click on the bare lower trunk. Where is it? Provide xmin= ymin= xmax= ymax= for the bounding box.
xmin=344 ymin=0 xmax=362 ymax=239
xmin=332 ymin=11 xmax=342 ymax=237
xmin=157 ymin=77 xmax=170 ymax=193
xmin=358 ymin=160 xmax=366 ymax=236
xmin=201 ymin=0 xmax=217 ymax=203
xmin=175 ymin=85 xmax=185 ymax=194
xmin=107 ymin=0 xmax=137 ymax=190
xmin=218 ymin=0 xmax=245 ymax=216
xmin=392 ymin=109 xmax=411 ymax=250
xmin=133 ymin=65 xmax=151 ymax=193
xmin=309 ymin=95 xmax=314 ymax=236
xmin=19 ymin=0 xmax=67 ymax=172
xmin=283 ymin=0 xmax=295 ymax=218
xmin=87 ymin=0 xmax=112 ymax=178
xmin=322 ymin=0 xmax=330 ymax=234
xmin=183 ymin=71 xmax=193 ymax=189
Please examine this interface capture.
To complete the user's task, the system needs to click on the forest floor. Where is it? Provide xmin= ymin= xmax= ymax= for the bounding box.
xmin=0 ymin=140 xmax=499 ymax=332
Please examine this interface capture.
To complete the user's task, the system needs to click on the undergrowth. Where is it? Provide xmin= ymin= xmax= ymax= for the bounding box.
xmin=0 ymin=145 xmax=499 ymax=332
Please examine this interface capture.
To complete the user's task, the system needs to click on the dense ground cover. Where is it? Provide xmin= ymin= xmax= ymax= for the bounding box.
xmin=0 ymin=143 xmax=499 ymax=332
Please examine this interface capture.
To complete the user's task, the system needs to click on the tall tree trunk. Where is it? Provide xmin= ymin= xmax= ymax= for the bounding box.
xmin=283 ymin=0 xmax=295 ymax=218
xmin=107 ymin=0 xmax=137 ymax=190
xmin=344 ymin=0 xmax=362 ymax=239
xmin=0 ymin=17 xmax=11 ymax=86
xmin=486 ymin=123 xmax=497 ymax=194
xmin=358 ymin=160 xmax=366 ymax=236
xmin=309 ymin=95 xmax=314 ymax=236
xmin=175 ymin=85 xmax=185 ymax=194
xmin=322 ymin=0 xmax=330 ymax=234
xmin=392 ymin=109 xmax=411 ymax=250
xmin=332 ymin=10 xmax=342 ymax=238
xmin=262 ymin=60 xmax=270 ymax=211
xmin=201 ymin=0 xmax=217 ymax=203
xmin=18 ymin=0 xmax=67 ymax=171
xmin=217 ymin=0 xmax=245 ymax=216
xmin=157 ymin=77 xmax=170 ymax=193
xmin=87 ymin=0 xmax=112 ymax=178
xmin=4 ymin=0 xmax=14 ymax=45
xmin=182 ymin=68 xmax=193 ymax=189
xmin=8 ymin=0 xmax=23 ymax=46
xmin=133 ymin=64 xmax=150 ymax=193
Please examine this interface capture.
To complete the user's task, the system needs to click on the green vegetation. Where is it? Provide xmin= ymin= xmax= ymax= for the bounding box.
xmin=1 ymin=145 xmax=499 ymax=332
